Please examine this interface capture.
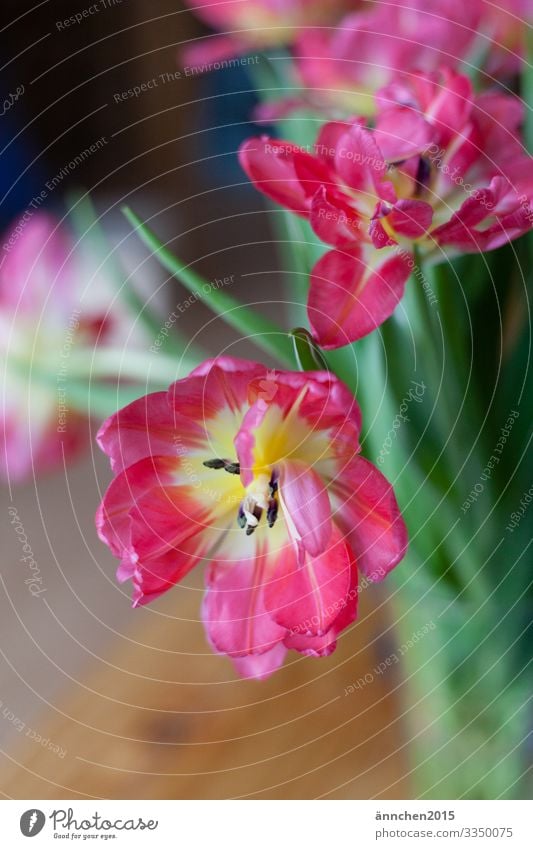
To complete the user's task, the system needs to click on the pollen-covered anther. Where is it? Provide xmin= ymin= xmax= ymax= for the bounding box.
xmin=203 ymin=458 xmax=241 ymax=474
xmin=267 ymin=497 xmax=279 ymax=528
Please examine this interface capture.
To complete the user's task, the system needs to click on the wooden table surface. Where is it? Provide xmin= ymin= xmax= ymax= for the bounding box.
xmin=0 ymin=564 xmax=410 ymax=800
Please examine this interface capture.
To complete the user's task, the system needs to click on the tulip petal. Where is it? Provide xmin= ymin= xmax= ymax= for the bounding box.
xmin=331 ymin=455 xmax=408 ymax=581
xmin=283 ymin=557 xmax=358 ymax=657
xmin=97 ymin=392 xmax=199 ymax=474
xmin=308 ymin=246 xmax=412 ymax=348
xmin=130 ymin=531 xmax=212 ymax=608
xmin=334 ymin=124 xmax=388 ymax=198
xmin=95 ymin=455 xmax=180 ymax=558
xmin=264 ymin=525 xmax=352 ymax=636
xmin=202 ymin=550 xmax=286 ymax=658
xmin=375 ymin=107 xmax=435 ymax=162
xmin=278 ymin=459 xmax=332 ymax=557
xmin=239 ymin=137 xmax=312 ymax=215
xmin=231 ymin=643 xmax=288 ymax=680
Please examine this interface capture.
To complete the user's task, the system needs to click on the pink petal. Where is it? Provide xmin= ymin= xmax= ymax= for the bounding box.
xmin=264 ymin=525 xmax=352 ymax=637
xmin=334 ymin=124 xmax=386 ymax=195
xmin=97 ymin=392 xmax=199 ymax=474
xmin=231 ymin=643 xmax=288 ymax=680
xmin=129 ymin=485 xmax=214 ymax=562
xmin=314 ymin=120 xmax=360 ymax=164
xmin=284 ymin=556 xmax=358 ymax=656
xmin=130 ymin=531 xmax=211 ymax=608
xmin=431 ymin=178 xmax=532 ymax=252
xmin=234 ymin=370 xmax=362 ymax=482
xmin=95 ymin=455 xmax=180 ymax=559
xmin=233 ymin=399 xmax=269 ymax=487
xmin=375 ymin=107 xmax=435 ymax=163
xmin=202 ymin=551 xmax=286 ymax=658
xmin=308 ymin=246 xmax=412 ymax=348
xmin=0 ymin=213 xmax=72 ymax=312
xmin=425 ymin=70 xmax=473 ymax=148
xmin=331 ymin=455 xmax=408 ymax=581
xmin=278 ymin=459 xmax=332 ymax=557
xmin=170 ymin=356 xmax=264 ymax=421
xmin=310 ymin=186 xmax=364 ymax=248
xmin=239 ymin=137 xmax=312 ymax=215
xmin=371 ymin=199 xmax=434 ymax=242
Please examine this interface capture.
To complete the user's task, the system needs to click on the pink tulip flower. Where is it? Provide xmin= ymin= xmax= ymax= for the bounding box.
xmin=240 ymin=69 xmax=533 ymax=348
xmin=257 ymin=0 xmax=528 ymax=122
xmin=181 ymin=0 xmax=352 ymax=68
xmin=0 ymin=214 xmax=108 ymax=482
xmin=96 ymin=356 xmax=407 ymax=679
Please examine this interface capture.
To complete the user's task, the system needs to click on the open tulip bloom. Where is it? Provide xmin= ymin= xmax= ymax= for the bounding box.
xmin=0 ymin=214 xmax=109 ymax=482
xmin=240 ymin=69 xmax=533 ymax=348
xmin=96 ymin=357 xmax=407 ymax=679
xmin=291 ymin=0 xmax=527 ymax=116
xmin=181 ymin=0 xmax=351 ymax=67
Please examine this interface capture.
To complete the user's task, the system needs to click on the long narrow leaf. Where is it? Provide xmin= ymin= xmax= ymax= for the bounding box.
xmin=123 ymin=206 xmax=295 ymax=367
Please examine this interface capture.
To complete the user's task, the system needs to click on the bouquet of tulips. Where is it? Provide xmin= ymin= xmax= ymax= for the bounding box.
xmin=3 ymin=0 xmax=532 ymax=799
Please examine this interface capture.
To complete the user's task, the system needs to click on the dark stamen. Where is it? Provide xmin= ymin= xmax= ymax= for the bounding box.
xmin=203 ymin=458 xmax=226 ymax=470
xmin=267 ymin=498 xmax=278 ymax=528
xmin=237 ymin=506 xmax=247 ymax=529
xmin=224 ymin=462 xmax=240 ymax=475
xmin=203 ymin=458 xmax=240 ymax=474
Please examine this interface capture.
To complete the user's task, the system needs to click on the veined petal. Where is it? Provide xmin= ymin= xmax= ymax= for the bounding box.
xmin=283 ymin=556 xmax=358 ymax=657
xmin=97 ymin=392 xmax=200 ymax=473
xmin=308 ymin=246 xmax=412 ymax=348
xmin=231 ymin=643 xmax=288 ymax=680
xmin=234 ymin=371 xmax=361 ymax=484
xmin=310 ymin=186 xmax=365 ymax=249
xmin=129 ymin=485 xmax=218 ymax=562
xmin=375 ymin=107 xmax=435 ymax=163
xmin=264 ymin=524 xmax=352 ymax=636
xmin=278 ymin=458 xmax=332 ymax=557
xmin=330 ymin=455 xmax=408 ymax=581
xmin=238 ymin=137 xmax=312 ymax=215
xmin=95 ymin=455 xmax=180 ymax=559
xmin=202 ymin=545 xmax=286 ymax=658
xmin=169 ymin=357 xmax=265 ymax=460
xmin=334 ymin=124 xmax=386 ymax=195
xmin=130 ymin=531 xmax=213 ymax=608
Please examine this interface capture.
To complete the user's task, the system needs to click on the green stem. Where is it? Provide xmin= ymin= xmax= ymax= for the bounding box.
xmin=123 ymin=206 xmax=295 ymax=368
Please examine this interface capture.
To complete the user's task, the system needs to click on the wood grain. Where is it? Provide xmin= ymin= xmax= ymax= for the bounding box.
xmin=0 ymin=573 xmax=410 ymax=800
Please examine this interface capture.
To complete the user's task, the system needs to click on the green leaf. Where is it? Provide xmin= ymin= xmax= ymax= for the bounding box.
xmin=122 ymin=206 xmax=295 ymax=367
xmin=290 ymin=327 xmax=329 ymax=371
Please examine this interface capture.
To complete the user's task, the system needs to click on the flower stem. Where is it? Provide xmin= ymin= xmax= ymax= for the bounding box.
xmin=123 ymin=206 xmax=295 ymax=368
